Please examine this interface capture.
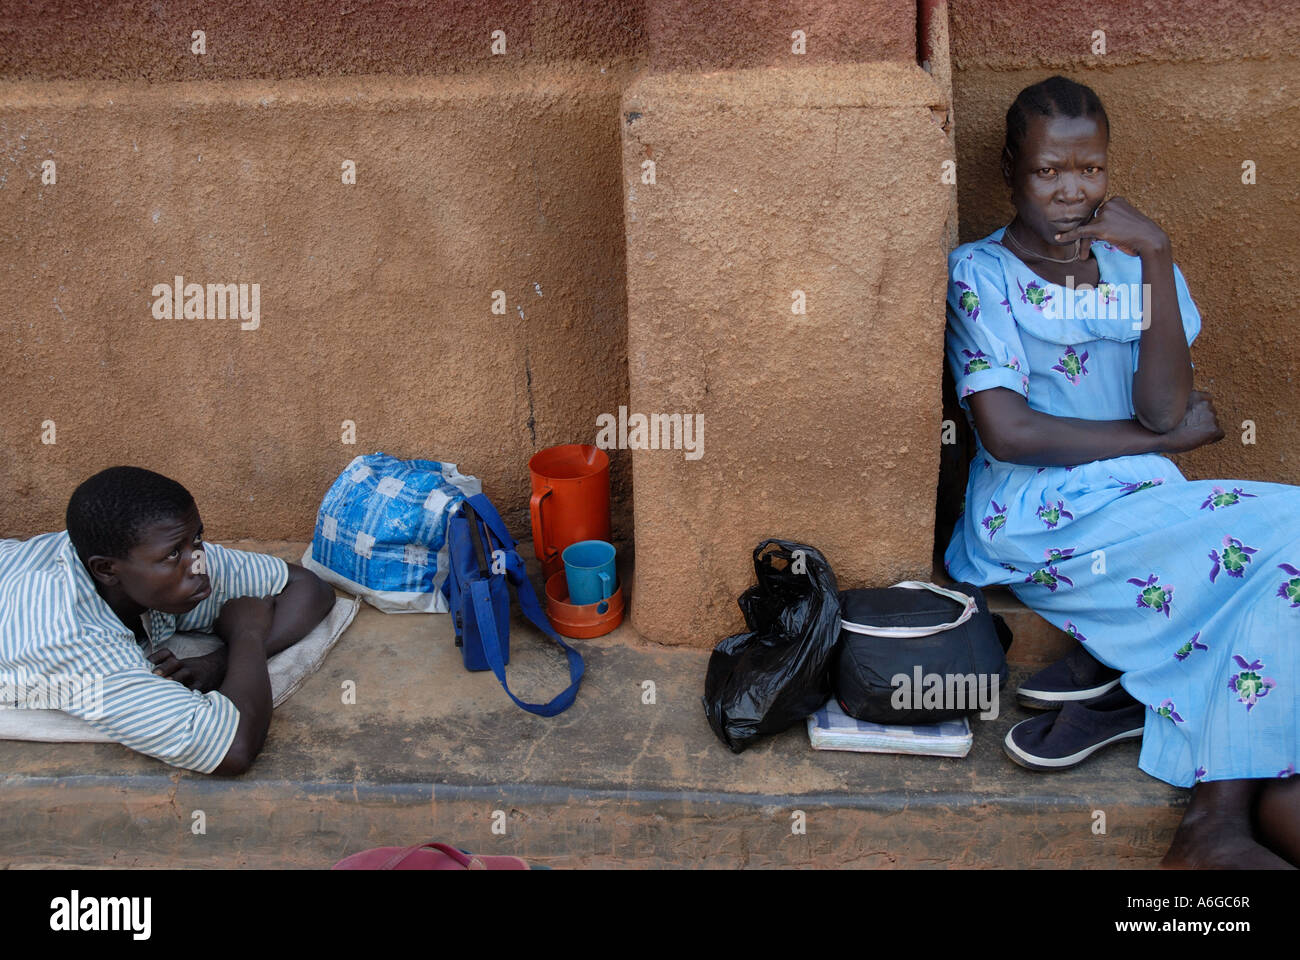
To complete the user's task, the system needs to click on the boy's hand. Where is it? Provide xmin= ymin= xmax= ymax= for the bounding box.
xmin=147 ymin=649 xmax=227 ymax=692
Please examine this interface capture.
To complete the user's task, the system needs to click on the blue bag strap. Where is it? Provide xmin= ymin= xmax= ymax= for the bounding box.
xmin=464 ymin=493 xmax=518 ymax=551
xmin=465 ymin=493 xmax=574 ymax=642
xmin=465 ymin=495 xmax=585 ymax=717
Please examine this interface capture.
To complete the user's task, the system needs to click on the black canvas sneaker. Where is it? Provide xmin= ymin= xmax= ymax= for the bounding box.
xmin=1017 ymin=643 xmax=1122 ymax=709
xmin=1003 ymin=685 xmax=1145 ymax=771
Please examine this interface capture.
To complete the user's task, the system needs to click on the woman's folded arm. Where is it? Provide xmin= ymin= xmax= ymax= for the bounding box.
xmin=968 ymin=387 xmax=1177 ymax=467
xmin=1130 ymin=245 xmax=1193 ymax=433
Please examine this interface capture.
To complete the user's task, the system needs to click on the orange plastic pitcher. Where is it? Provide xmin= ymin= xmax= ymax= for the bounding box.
xmin=529 ymin=444 xmax=611 ymax=580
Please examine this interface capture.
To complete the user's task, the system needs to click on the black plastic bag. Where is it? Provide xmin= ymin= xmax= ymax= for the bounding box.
xmin=702 ymin=539 xmax=842 ymax=753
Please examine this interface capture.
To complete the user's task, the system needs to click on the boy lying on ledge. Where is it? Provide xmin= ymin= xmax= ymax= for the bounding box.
xmin=0 ymin=466 xmax=335 ymax=775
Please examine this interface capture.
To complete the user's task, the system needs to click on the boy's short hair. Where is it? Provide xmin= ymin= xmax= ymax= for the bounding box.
xmin=66 ymin=466 xmax=196 ymax=566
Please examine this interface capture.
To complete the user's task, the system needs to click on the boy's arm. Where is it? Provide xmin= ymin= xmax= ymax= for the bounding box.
xmin=209 ymin=596 xmax=274 ymax=776
xmin=263 ymin=562 xmax=336 ymax=657
xmin=208 ymin=568 xmax=335 ymax=775
xmin=37 ymin=644 xmax=247 ymax=775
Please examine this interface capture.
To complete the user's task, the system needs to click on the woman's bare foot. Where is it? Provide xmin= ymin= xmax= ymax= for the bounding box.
xmin=1162 ymin=814 xmax=1294 ymax=869
xmin=1256 ymin=777 xmax=1300 ymax=866
xmin=1162 ymin=779 xmax=1295 ymax=869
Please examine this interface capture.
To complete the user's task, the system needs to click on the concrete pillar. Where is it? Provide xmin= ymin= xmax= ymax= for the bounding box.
xmin=622 ymin=0 xmax=957 ymax=646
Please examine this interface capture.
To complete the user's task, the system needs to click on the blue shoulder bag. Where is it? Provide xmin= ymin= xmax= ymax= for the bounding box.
xmin=445 ymin=493 xmax=585 ymax=716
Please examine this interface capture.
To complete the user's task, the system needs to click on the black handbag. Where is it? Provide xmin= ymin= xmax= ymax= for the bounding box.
xmin=832 ymin=580 xmax=1011 ymax=724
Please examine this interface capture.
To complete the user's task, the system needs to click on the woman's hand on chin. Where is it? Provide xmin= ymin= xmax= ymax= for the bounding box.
xmin=1054 ymin=196 xmax=1170 ymax=259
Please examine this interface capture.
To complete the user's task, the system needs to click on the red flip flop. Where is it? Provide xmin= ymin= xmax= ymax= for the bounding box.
xmin=332 ymin=841 xmax=535 ymax=870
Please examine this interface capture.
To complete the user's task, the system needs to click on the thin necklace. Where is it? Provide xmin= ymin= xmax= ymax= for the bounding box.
xmin=1003 ymin=220 xmax=1081 ymax=264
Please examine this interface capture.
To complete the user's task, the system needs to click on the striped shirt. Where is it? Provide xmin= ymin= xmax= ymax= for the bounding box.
xmin=0 ymin=531 xmax=288 ymax=773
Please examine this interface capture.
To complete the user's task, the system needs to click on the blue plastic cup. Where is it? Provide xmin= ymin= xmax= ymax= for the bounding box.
xmin=562 ymin=540 xmax=617 ymax=606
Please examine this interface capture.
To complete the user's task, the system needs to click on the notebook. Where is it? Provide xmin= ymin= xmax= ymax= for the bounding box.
xmin=807 ymin=698 xmax=974 ymax=757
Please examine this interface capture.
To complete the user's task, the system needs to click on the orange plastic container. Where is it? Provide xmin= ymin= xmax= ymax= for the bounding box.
xmin=545 ymin=571 xmax=624 ymax=639
xmin=528 ymin=444 xmax=611 ymax=581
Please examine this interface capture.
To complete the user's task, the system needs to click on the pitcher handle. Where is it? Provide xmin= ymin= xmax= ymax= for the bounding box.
xmin=530 ymin=486 xmax=556 ymax=561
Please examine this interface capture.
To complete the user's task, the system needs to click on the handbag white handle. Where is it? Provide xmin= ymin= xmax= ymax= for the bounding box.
xmin=839 ymin=581 xmax=978 ymax=638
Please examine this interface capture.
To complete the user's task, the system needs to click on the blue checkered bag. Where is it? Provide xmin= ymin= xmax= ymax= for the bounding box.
xmin=301 ymin=453 xmax=482 ymax=613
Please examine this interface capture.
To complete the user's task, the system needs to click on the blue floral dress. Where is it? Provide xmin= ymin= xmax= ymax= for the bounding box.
xmin=944 ymin=226 xmax=1298 ymax=788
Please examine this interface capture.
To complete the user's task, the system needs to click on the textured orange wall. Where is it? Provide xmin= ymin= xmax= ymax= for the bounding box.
xmin=0 ymin=0 xmax=645 ymax=80
xmin=0 ymin=0 xmax=913 ymax=80
xmin=0 ymin=0 xmax=917 ymax=549
xmin=642 ymin=0 xmax=915 ymax=70
xmin=12 ymin=2 xmax=1285 ymax=653
xmin=0 ymin=67 xmax=635 ymax=538
xmin=1 ymin=0 xmax=937 ymax=652
xmin=0 ymin=0 xmax=657 ymax=541
xmin=947 ymin=0 xmax=1300 ymax=496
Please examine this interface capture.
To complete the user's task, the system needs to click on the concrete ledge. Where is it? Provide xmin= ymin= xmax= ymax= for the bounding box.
xmin=0 ymin=540 xmax=1181 ymax=868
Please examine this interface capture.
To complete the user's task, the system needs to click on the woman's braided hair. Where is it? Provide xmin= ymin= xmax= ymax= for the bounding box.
xmin=1005 ymin=75 xmax=1109 ymax=165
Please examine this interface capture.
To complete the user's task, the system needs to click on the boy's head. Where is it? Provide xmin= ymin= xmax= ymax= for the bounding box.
xmin=66 ymin=466 xmax=212 ymax=614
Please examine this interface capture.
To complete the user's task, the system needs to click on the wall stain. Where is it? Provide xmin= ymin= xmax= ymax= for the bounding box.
xmin=523 ymin=341 xmax=537 ymax=447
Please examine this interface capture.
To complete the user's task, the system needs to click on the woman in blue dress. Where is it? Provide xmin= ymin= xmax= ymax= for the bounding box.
xmin=943 ymin=76 xmax=1297 ymax=868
